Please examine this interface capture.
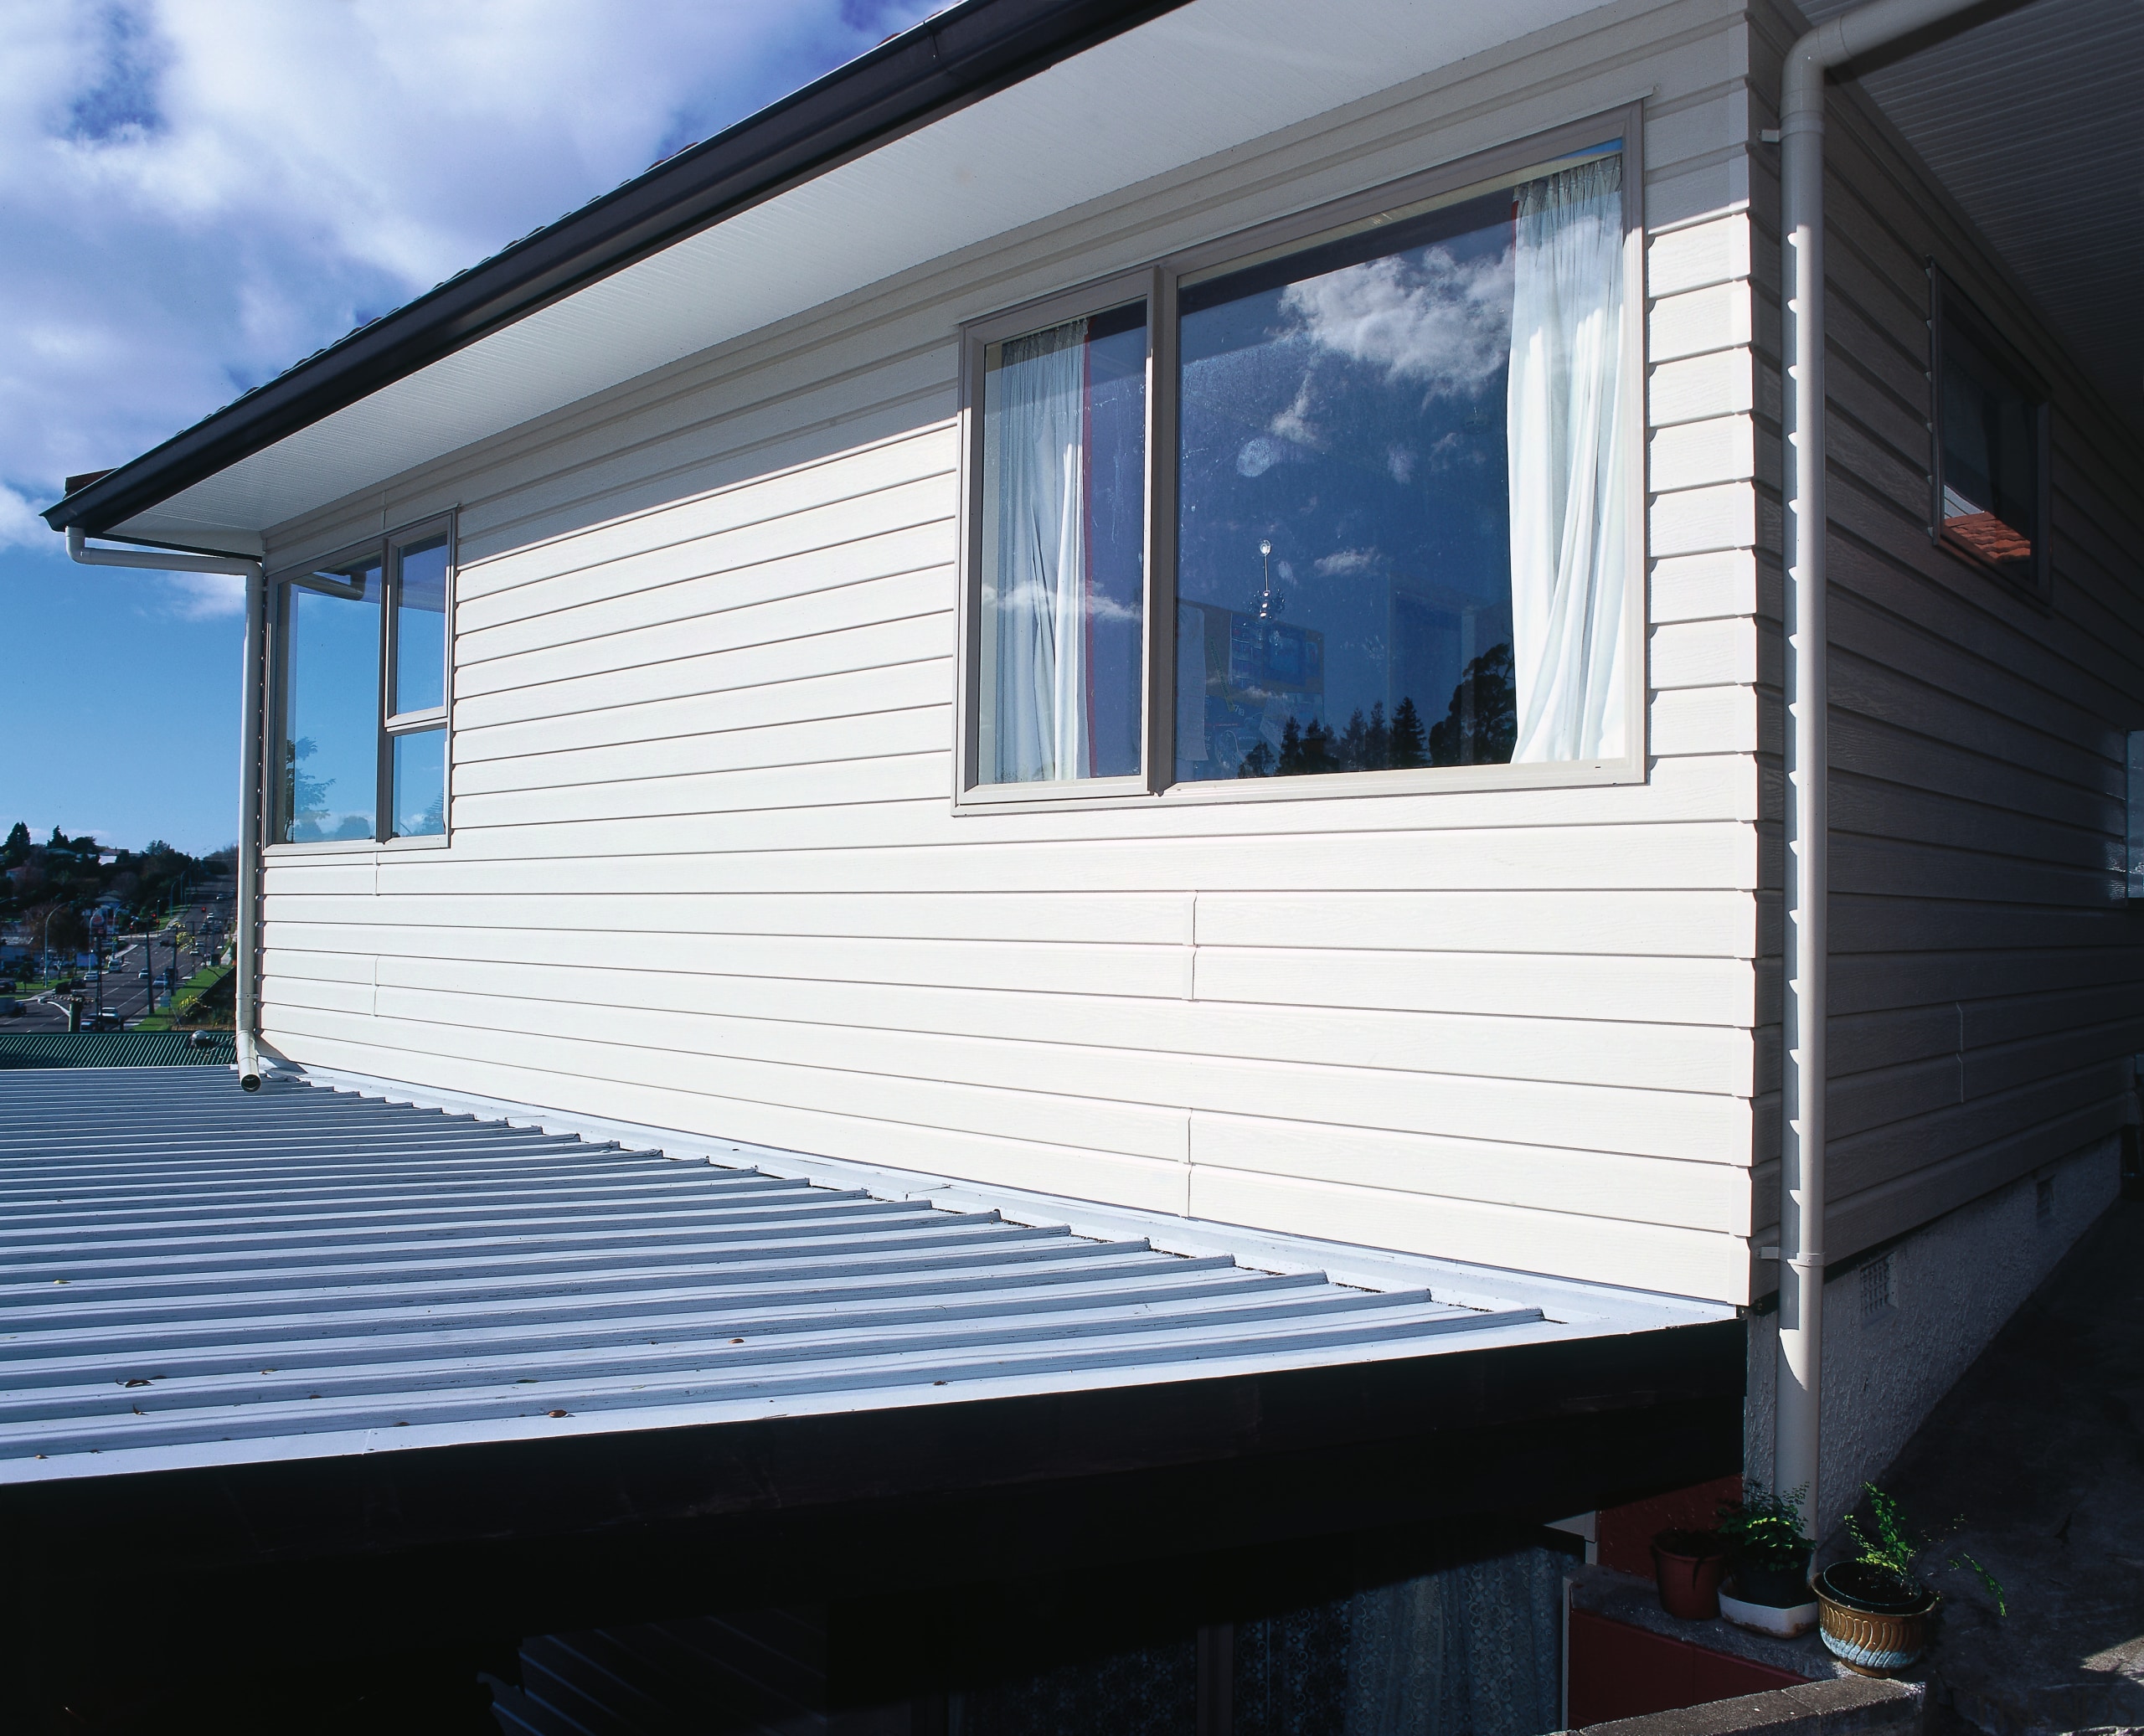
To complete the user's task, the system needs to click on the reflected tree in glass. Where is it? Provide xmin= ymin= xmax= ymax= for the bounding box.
xmin=281 ymin=570 xmax=381 ymax=842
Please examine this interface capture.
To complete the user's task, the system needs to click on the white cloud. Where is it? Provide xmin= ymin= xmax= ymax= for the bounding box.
xmin=1269 ymin=377 xmax=1317 ymax=448
xmin=0 ymin=483 xmax=44 ymax=548
xmin=0 ymin=0 xmax=936 ymax=518
xmin=992 ymin=581 xmax=1142 ymax=624
xmin=1314 ymin=548 xmax=1379 ymax=577
xmin=162 ymin=569 xmax=245 ymax=618
xmin=1280 ymin=245 xmax=1514 ymax=398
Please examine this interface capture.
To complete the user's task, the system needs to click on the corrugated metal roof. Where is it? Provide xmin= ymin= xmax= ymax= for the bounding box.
xmin=0 ymin=1067 xmax=1718 ymax=1488
xmin=0 ymin=1032 xmax=235 ymax=1069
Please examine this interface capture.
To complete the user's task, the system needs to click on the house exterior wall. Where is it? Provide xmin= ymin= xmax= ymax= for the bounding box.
xmin=255 ymin=0 xmax=1778 ymax=1307
xmin=1744 ymin=0 xmax=2144 ymax=1275
xmin=1741 ymin=1132 xmax=2120 ymax=1537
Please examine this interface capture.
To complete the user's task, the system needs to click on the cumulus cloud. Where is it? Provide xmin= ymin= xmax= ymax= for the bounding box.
xmin=0 ymin=484 xmax=45 ymax=548
xmin=1314 ymin=548 xmax=1379 ymax=577
xmin=0 ymin=0 xmax=937 ymax=541
xmin=992 ymin=582 xmax=1142 ymax=625
xmin=163 ymin=569 xmax=245 ymax=618
xmin=1279 ymin=244 xmax=1513 ymax=397
xmin=1268 ymin=377 xmax=1317 ymax=447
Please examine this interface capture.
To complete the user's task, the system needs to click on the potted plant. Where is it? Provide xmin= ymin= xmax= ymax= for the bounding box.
xmin=1815 ymin=1484 xmax=2006 ymax=1677
xmin=1651 ymin=1527 xmax=1731 ymax=1620
xmin=1716 ymin=1479 xmax=1813 ymax=1606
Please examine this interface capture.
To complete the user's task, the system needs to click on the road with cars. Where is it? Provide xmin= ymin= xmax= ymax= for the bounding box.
xmin=3 ymin=894 xmax=233 ymax=1033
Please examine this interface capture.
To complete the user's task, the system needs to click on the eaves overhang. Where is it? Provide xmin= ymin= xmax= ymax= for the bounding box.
xmin=39 ymin=0 xmax=1193 ymax=541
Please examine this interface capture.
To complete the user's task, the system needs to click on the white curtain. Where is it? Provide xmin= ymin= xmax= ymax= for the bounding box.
xmin=1507 ymin=155 xmax=1628 ymax=763
xmin=988 ymin=318 xmax=1089 ymax=782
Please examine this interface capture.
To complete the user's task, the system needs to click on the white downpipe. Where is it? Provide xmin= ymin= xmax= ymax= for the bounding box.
xmin=1776 ymin=0 xmax=2010 ymax=1546
xmin=66 ymin=526 xmax=267 ymax=1090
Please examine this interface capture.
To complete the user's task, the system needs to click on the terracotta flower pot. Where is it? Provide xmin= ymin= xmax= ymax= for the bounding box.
xmin=1652 ymin=1528 xmax=1731 ymax=1620
xmin=1815 ymin=1563 xmax=1937 ymax=1676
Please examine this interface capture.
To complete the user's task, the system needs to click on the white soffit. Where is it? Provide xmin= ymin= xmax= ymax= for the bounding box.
xmin=116 ymin=0 xmax=1600 ymax=548
xmin=1804 ymin=0 xmax=2144 ymax=435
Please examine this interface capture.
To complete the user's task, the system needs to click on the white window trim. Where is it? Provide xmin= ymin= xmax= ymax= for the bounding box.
xmin=951 ymin=104 xmax=1650 ymax=815
xmin=265 ymin=513 xmax=456 ymax=855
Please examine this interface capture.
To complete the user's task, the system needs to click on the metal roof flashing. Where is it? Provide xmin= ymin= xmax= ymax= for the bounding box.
xmin=0 ymin=1066 xmax=1729 ymax=1490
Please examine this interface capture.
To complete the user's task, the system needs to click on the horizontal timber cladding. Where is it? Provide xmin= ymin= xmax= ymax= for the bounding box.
xmin=256 ymin=0 xmax=1776 ymax=1305
xmin=1742 ymin=2 xmax=2144 ymax=1260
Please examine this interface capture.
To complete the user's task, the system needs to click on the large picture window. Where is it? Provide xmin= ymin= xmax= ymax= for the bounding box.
xmin=273 ymin=519 xmax=452 ymax=845
xmin=958 ymin=117 xmax=1643 ymax=805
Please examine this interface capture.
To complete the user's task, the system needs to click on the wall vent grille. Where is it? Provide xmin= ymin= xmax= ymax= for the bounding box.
xmin=1859 ymin=1252 xmax=1895 ymax=1323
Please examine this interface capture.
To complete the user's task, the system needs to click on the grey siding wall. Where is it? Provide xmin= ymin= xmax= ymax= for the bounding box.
xmin=1745 ymin=0 xmax=2144 ymax=1268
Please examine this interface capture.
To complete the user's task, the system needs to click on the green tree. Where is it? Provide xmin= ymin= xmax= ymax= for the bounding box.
xmin=283 ymin=737 xmax=335 ymax=838
xmin=1430 ymin=643 xmax=1518 ymax=766
xmin=1389 ymin=697 xmax=1427 ymax=769
xmin=1276 ymin=715 xmax=1304 ymax=775
xmin=1336 ymin=703 xmax=1393 ymax=773
xmin=1301 ymin=717 xmax=1337 ymax=774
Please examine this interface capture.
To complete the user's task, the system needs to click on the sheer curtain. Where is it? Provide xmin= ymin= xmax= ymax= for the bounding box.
xmin=988 ymin=318 xmax=1090 ymax=782
xmin=1506 ymin=155 xmax=1629 ymax=764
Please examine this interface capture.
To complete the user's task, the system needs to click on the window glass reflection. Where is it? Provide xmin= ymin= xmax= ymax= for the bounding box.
xmin=394 ymin=535 xmax=449 ymax=716
xmin=1174 ymin=153 xmax=1627 ymax=782
xmin=977 ymin=302 xmax=1147 ymax=784
xmin=391 ymin=729 xmax=446 ymax=837
xmin=282 ymin=569 xmax=381 ymax=842
xmin=1940 ymin=327 xmax=2038 ymax=578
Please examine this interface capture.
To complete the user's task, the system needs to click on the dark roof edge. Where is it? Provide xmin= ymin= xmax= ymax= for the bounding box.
xmin=44 ymin=0 xmax=1192 ymax=537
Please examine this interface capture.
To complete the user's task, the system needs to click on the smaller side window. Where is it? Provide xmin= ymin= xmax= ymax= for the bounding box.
xmin=1930 ymin=268 xmax=2049 ymax=600
xmin=967 ymin=286 xmax=1151 ymax=793
xmin=273 ymin=518 xmax=453 ymax=845
xmin=385 ymin=528 xmax=451 ymax=837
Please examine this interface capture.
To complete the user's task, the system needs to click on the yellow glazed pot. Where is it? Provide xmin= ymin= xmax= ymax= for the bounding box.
xmin=1814 ymin=1563 xmax=1935 ymax=1676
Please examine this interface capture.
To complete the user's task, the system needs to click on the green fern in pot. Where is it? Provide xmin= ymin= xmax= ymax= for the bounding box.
xmin=1828 ymin=1484 xmax=2006 ymax=1615
xmin=1716 ymin=1480 xmax=1812 ymax=1607
xmin=1814 ymin=1484 xmax=2006 ymax=1677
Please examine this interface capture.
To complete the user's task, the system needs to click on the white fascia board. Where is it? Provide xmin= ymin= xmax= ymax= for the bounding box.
xmin=116 ymin=0 xmax=1612 ymax=547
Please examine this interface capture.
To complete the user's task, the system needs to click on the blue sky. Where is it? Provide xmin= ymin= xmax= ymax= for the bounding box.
xmin=0 ymin=0 xmax=935 ymax=853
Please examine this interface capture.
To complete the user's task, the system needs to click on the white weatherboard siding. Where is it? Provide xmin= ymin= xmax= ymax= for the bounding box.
xmin=259 ymin=0 xmax=1773 ymax=1304
xmin=1743 ymin=0 xmax=2144 ymax=1269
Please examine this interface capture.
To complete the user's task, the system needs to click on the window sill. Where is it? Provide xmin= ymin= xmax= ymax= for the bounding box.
xmin=951 ymin=752 xmax=1645 ymax=814
xmin=264 ymin=834 xmax=450 ymax=858
xmin=1934 ymin=527 xmax=2051 ymax=610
